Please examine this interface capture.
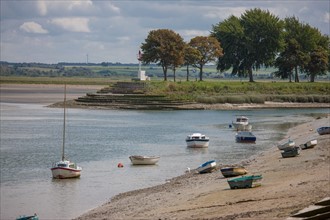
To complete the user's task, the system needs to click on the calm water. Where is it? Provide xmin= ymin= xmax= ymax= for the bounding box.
xmin=0 ymin=103 xmax=328 ymax=220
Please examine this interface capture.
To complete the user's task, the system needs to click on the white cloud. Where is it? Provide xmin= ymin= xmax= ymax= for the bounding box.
xmin=50 ymin=17 xmax=90 ymax=32
xmin=19 ymin=21 xmax=48 ymax=34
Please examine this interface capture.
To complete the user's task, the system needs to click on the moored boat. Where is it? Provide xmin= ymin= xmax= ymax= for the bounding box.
xmin=51 ymin=160 xmax=82 ymax=179
xmin=51 ymin=84 xmax=82 ymax=179
xmin=317 ymin=127 xmax=330 ymax=135
xmin=221 ymin=166 xmax=248 ymax=178
xmin=232 ymin=116 xmax=249 ymax=130
xmin=227 ymin=175 xmax=262 ymax=189
xmin=129 ymin=155 xmax=160 ymax=165
xmin=186 ymin=133 xmax=209 ymax=148
xmin=196 ymin=160 xmax=217 ymax=174
xmin=235 ymin=131 xmax=256 ymax=143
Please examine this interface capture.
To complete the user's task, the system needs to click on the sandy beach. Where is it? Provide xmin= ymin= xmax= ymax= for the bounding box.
xmin=73 ymin=115 xmax=329 ymax=220
xmin=1 ymin=83 xmax=329 ymax=219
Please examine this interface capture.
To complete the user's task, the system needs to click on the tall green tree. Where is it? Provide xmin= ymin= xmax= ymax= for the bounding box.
xmin=276 ymin=17 xmax=329 ymax=82
xmin=304 ymin=46 xmax=329 ymax=82
xmin=240 ymin=8 xmax=283 ymax=82
xmin=212 ymin=9 xmax=283 ymax=82
xmin=141 ymin=29 xmax=185 ymax=81
xmin=189 ymin=36 xmax=223 ymax=81
xmin=211 ymin=15 xmax=245 ymax=77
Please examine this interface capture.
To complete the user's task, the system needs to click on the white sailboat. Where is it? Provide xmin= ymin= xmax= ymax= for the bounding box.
xmin=51 ymin=84 xmax=82 ymax=179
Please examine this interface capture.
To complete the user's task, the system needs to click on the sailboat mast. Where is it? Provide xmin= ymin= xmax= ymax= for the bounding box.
xmin=62 ymin=84 xmax=67 ymax=161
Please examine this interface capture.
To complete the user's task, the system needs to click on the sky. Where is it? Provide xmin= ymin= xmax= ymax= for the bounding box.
xmin=1 ymin=0 xmax=329 ymax=64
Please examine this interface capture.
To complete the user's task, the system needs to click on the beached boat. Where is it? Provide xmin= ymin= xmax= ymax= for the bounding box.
xmin=300 ymin=139 xmax=317 ymax=150
xmin=51 ymin=84 xmax=82 ymax=179
xmin=220 ymin=166 xmax=248 ymax=178
xmin=232 ymin=116 xmax=249 ymax=130
xmin=227 ymin=175 xmax=262 ymax=189
xmin=281 ymin=146 xmax=300 ymax=158
xmin=196 ymin=160 xmax=217 ymax=174
xmin=186 ymin=133 xmax=209 ymax=148
xmin=277 ymin=139 xmax=295 ymax=150
xmin=235 ymin=131 xmax=256 ymax=143
xmin=317 ymin=127 xmax=330 ymax=135
xmin=129 ymin=155 xmax=160 ymax=165
xmin=16 ymin=214 xmax=39 ymax=220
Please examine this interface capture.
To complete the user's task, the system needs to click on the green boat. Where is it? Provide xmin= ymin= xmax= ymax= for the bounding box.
xmin=227 ymin=175 xmax=262 ymax=189
xmin=16 ymin=214 xmax=39 ymax=220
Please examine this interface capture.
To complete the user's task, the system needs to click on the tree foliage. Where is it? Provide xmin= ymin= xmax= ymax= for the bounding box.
xmin=188 ymin=36 xmax=223 ymax=81
xmin=212 ymin=8 xmax=283 ymax=82
xmin=140 ymin=29 xmax=185 ymax=81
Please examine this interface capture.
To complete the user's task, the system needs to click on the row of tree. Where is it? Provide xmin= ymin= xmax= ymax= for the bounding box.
xmin=140 ymin=8 xmax=329 ymax=82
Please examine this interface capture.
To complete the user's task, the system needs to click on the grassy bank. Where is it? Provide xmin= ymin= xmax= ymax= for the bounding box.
xmin=146 ymin=81 xmax=330 ymax=104
xmin=1 ymin=76 xmax=329 ymax=104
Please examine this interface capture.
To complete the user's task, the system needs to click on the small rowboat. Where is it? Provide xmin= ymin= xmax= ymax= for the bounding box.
xmin=129 ymin=155 xmax=160 ymax=165
xmin=227 ymin=175 xmax=262 ymax=189
xmin=300 ymin=139 xmax=317 ymax=150
xmin=278 ymin=139 xmax=295 ymax=150
xmin=196 ymin=160 xmax=217 ymax=174
xmin=317 ymin=127 xmax=330 ymax=135
xmin=221 ymin=166 xmax=248 ymax=178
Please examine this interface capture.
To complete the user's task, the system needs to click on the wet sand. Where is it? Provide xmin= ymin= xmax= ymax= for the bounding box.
xmin=75 ymin=116 xmax=330 ymax=220
xmin=0 ymin=84 xmax=104 ymax=105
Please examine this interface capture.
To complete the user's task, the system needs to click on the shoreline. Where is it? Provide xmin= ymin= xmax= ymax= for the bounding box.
xmin=1 ymin=83 xmax=329 ymax=110
xmin=75 ymin=116 xmax=330 ymax=220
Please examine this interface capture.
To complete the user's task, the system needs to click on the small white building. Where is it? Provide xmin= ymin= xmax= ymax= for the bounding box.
xmin=137 ymin=50 xmax=150 ymax=81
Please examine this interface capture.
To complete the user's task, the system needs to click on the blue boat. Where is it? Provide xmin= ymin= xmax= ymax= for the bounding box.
xmin=317 ymin=127 xmax=330 ymax=135
xmin=196 ymin=160 xmax=217 ymax=174
xmin=235 ymin=131 xmax=256 ymax=143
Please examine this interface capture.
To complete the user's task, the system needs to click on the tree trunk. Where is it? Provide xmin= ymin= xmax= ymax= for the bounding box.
xmin=294 ymin=66 xmax=299 ymax=82
xmin=248 ymin=67 xmax=254 ymax=82
xmin=199 ymin=65 xmax=203 ymax=81
xmin=173 ymin=68 xmax=176 ymax=82
xmin=310 ymin=74 xmax=315 ymax=82
xmin=162 ymin=65 xmax=167 ymax=81
xmin=289 ymin=72 xmax=292 ymax=82
xmin=186 ymin=65 xmax=189 ymax=81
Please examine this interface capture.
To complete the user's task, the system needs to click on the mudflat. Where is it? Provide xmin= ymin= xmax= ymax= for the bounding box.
xmin=0 ymin=84 xmax=104 ymax=105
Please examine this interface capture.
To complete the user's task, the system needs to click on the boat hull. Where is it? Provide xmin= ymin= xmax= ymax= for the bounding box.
xmin=129 ymin=156 xmax=160 ymax=165
xmin=221 ymin=167 xmax=247 ymax=178
xmin=300 ymin=139 xmax=317 ymax=149
xmin=197 ymin=160 xmax=217 ymax=174
xmin=186 ymin=139 xmax=209 ymax=148
xmin=227 ymin=175 xmax=262 ymax=189
xmin=317 ymin=127 xmax=330 ymax=135
xmin=281 ymin=146 xmax=300 ymax=158
xmin=235 ymin=131 xmax=256 ymax=143
xmin=51 ymin=167 xmax=81 ymax=179
xmin=278 ymin=140 xmax=295 ymax=150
